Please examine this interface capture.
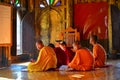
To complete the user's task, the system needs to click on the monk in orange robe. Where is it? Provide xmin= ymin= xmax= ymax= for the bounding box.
xmin=90 ymin=35 xmax=107 ymax=68
xmin=68 ymin=41 xmax=94 ymax=71
xmin=28 ymin=40 xmax=57 ymax=72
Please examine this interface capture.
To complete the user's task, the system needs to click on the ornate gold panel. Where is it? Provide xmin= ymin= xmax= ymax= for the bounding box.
xmin=35 ymin=0 xmax=73 ymax=45
xmin=37 ymin=8 xmax=63 ymax=45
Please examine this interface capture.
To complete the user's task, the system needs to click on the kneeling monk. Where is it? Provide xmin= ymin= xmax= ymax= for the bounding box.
xmin=28 ymin=40 xmax=57 ymax=72
xmin=68 ymin=41 xmax=94 ymax=71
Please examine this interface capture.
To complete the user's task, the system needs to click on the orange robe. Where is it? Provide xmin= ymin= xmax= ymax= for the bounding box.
xmin=28 ymin=46 xmax=57 ymax=72
xmin=68 ymin=48 xmax=94 ymax=71
xmin=93 ymin=44 xmax=106 ymax=68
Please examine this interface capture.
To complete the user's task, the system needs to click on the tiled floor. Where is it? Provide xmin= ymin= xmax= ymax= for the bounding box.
xmin=0 ymin=59 xmax=120 ymax=80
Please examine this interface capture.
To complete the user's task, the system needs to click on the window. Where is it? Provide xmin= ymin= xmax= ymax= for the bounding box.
xmin=39 ymin=0 xmax=61 ymax=8
xmin=17 ymin=10 xmax=22 ymax=55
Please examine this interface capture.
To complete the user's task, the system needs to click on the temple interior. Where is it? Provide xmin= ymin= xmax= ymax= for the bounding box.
xmin=0 ymin=0 xmax=120 ymax=80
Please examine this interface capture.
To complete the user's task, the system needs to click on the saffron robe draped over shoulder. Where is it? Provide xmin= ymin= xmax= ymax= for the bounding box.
xmin=68 ymin=48 xmax=94 ymax=71
xmin=28 ymin=46 xmax=57 ymax=72
xmin=93 ymin=44 xmax=106 ymax=68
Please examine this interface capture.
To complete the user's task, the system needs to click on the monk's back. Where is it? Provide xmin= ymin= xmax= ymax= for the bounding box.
xmin=69 ymin=48 xmax=94 ymax=71
xmin=28 ymin=46 xmax=57 ymax=72
xmin=93 ymin=44 xmax=106 ymax=67
xmin=77 ymin=48 xmax=94 ymax=68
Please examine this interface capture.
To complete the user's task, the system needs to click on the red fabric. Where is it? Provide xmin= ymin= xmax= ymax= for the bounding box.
xmin=54 ymin=47 xmax=74 ymax=68
xmin=64 ymin=48 xmax=74 ymax=64
xmin=54 ymin=47 xmax=67 ymax=68
xmin=74 ymin=2 xmax=108 ymax=39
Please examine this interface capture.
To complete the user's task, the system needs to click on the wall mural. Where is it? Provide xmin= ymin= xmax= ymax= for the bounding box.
xmin=74 ymin=2 xmax=108 ymax=40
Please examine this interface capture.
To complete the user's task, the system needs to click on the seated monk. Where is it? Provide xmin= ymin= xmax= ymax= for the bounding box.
xmin=59 ymin=41 xmax=74 ymax=64
xmin=54 ymin=40 xmax=68 ymax=68
xmin=90 ymin=35 xmax=107 ymax=68
xmin=28 ymin=40 xmax=57 ymax=72
xmin=68 ymin=41 xmax=94 ymax=71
